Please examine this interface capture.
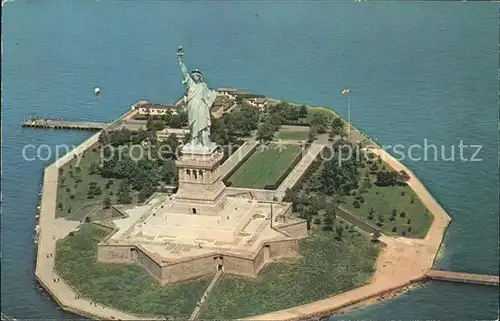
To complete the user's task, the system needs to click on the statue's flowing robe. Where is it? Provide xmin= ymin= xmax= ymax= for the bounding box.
xmin=184 ymin=77 xmax=216 ymax=140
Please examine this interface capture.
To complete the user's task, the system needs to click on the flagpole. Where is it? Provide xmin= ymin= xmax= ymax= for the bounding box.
xmin=347 ymin=94 xmax=351 ymax=139
xmin=270 ymin=197 xmax=273 ymax=228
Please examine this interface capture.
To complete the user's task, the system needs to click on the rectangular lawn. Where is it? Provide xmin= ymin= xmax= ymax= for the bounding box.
xmin=277 ymin=130 xmax=309 ymax=141
xmin=227 ymin=144 xmax=301 ymax=189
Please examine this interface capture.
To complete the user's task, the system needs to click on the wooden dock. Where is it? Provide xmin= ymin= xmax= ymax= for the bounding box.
xmin=427 ymin=270 xmax=499 ymax=286
xmin=21 ymin=118 xmax=109 ymax=131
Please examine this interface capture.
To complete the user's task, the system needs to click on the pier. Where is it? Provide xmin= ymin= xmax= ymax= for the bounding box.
xmin=21 ymin=118 xmax=109 ymax=131
xmin=427 ymin=270 xmax=499 ymax=286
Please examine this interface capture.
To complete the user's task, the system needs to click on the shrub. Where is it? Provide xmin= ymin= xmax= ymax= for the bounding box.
xmin=70 ymin=194 xmax=75 ymax=199
xmin=58 ymin=203 xmax=63 ymax=210
xmin=392 ymin=226 xmax=397 ymax=232
xmin=402 ymin=231 xmax=406 ymax=236
xmin=65 ymin=187 xmax=71 ymax=193
xmin=408 ymin=226 xmax=412 ymax=232
xmin=67 ymin=207 xmax=72 ymax=213
xmin=84 ymin=216 xmax=91 ymax=223
xmin=352 ymin=200 xmax=361 ymax=208
xmin=75 ymin=167 xmax=81 ymax=173
xmin=401 ymin=191 xmax=405 ymax=196
xmin=313 ymin=217 xmax=321 ymax=225
xmin=410 ymin=197 xmax=414 ymax=203
xmin=407 ymin=218 xmax=411 ymax=224
xmin=107 ymin=179 xmax=114 ymax=185
xmin=400 ymin=211 xmax=406 ymax=218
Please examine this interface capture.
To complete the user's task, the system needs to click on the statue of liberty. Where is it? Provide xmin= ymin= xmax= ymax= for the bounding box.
xmin=177 ymin=46 xmax=217 ymax=152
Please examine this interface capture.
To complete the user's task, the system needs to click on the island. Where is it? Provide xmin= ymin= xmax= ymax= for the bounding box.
xmin=32 ymin=48 xmax=496 ymax=321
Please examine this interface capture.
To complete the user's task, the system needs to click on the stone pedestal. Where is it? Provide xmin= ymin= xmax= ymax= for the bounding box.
xmin=175 ymin=144 xmax=227 ymax=214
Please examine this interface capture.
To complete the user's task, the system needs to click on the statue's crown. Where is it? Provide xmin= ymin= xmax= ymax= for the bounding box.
xmin=191 ymin=69 xmax=203 ymax=76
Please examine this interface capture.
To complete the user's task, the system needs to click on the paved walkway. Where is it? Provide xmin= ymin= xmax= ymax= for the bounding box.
xmin=274 ymin=143 xmax=325 ymax=200
xmin=189 ymin=270 xmax=222 ymax=320
xmin=219 ymin=140 xmax=258 ymax=179
xmin=35 ymin=111 xmax=157 ymax=320
xmin=242 ymin=147 xmax=451 ymax=321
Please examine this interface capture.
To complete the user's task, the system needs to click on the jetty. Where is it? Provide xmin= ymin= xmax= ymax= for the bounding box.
xmin=426 ymin=270 xmax=499 ymax=286
xmin=21 ymin=118 xmax=109 ymax=131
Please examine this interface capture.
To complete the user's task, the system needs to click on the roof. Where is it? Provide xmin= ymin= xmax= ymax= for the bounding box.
xmin=235 ymin=92 xmax=266 ymax=99
xmin=136 ymin=103 xmax=177 ymax=110
xmin=216 ymin=88 xmax=239 ymax=92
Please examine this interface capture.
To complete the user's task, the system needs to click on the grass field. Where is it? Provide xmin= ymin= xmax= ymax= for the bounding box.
xmin=56 ymin=145 xmax=123 ymax=218
xmin=341 ymin=156 xmax=433 ymax=238
xmin=306 ymin=106 xmax=339 ymax=120
xmin=201 ymin=228 xmax=379 ymax=319
xmin=277 ymin=130 xmax=309 ymax=141
xmin=227 ymin=144 xmax=302 ymax=189
xmin=55 ymin=223 xmax=210 ymax=318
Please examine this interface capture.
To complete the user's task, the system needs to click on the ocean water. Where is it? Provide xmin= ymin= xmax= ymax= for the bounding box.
xmin=1 ymin=1 xmax=498 ymax=319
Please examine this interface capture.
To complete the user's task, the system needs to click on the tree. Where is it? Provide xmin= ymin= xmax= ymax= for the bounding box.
xmin=299 ymin=104 xmax=308 ymax=118
xmin=335 ymin=225 xmax=344 ymax=240
xmin=331 ymin=117 xmax=345 ymax=137
xmin=307 ymin=129 xmax=316 ymax=143
xmin=257 ymin=120 xmax=276 ymax=142
xmin=375 ymin=171 xmax=399 ymax=187
xmin=319 ymin=144 xmax=360 ymax=196
xmin=311 ymin=113 xmax=328 ymax=133
xmin=103 ymin=197 xmax=111 ymax=209
xmin=117 ymin=181 xmax=132 ymax=204
xmin=323 ymin=215 xmax=334 ymax=231
xmin=89 ymin=161 xmax=100 ymax=175
xmin=160 ymin=160 xmax=177 ymax=184
xmin=169 ymin=114 xmax=182 ymax=129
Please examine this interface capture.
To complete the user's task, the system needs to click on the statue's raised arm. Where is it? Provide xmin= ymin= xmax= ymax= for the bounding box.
xmin=175 ymin=45 xmax=217 ymax=152
xmin=177 ymin=46 xmax=192 ymax=88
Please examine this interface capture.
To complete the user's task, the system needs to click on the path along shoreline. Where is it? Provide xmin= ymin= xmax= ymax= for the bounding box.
xmin=33 ymin=105 xmax=452 ymax=320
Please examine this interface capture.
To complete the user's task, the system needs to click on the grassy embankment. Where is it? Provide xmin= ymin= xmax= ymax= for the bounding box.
xmin=202 ymin=227 xmax=379 ymax=319
xmin=56 ymin=145 xmax=123 ymax=219
xmin=226 ymin=144 xmax=302 ymax=189
xmin=341 ymin=154 xmax=433 ymax=238
xmin=55 ymin=223 xmax=209 ymax=318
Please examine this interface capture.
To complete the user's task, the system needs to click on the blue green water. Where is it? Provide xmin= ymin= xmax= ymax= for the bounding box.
xmin=2 ymin=1 xmax=498 ymax=319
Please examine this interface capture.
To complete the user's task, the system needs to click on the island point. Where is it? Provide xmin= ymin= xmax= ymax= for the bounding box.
xmin=32 ymin=47 xmax=497 ymax=320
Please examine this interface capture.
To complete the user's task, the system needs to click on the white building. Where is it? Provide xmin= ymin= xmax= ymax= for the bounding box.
xmin=132 ymin=100 xmax=179 ymax=116
xmin=156 ymin=128 xmax=190 ymax=142
xmin=216 ymin=88 xmax=239 ymax=99
xmin=247 ymin=97 xmax=267 ymax=110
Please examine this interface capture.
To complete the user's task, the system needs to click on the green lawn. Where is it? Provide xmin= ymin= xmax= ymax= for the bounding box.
xmin=341 ymin=156 xmax=433 ymax=238
xmin=277 ymin=130 xmax=309 ymax=141
xmin=302 ymin=106 xmax=339 ymax=124
xmin=201 ymin=228 xmax=379 ymax=319
xmin=55 ymin=223 xmax=210 ymax=319
xmin=56 ymin=145 xmax=123 ymax=218
xmin=227 ymin=144 xmax=302 ymax=189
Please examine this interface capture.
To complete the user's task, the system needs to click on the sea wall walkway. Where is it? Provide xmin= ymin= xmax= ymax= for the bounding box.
xmin=34 ymin=110 xmax=159 ymax=320
xmin=241 ymin=146 xmax=452 ymax=321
